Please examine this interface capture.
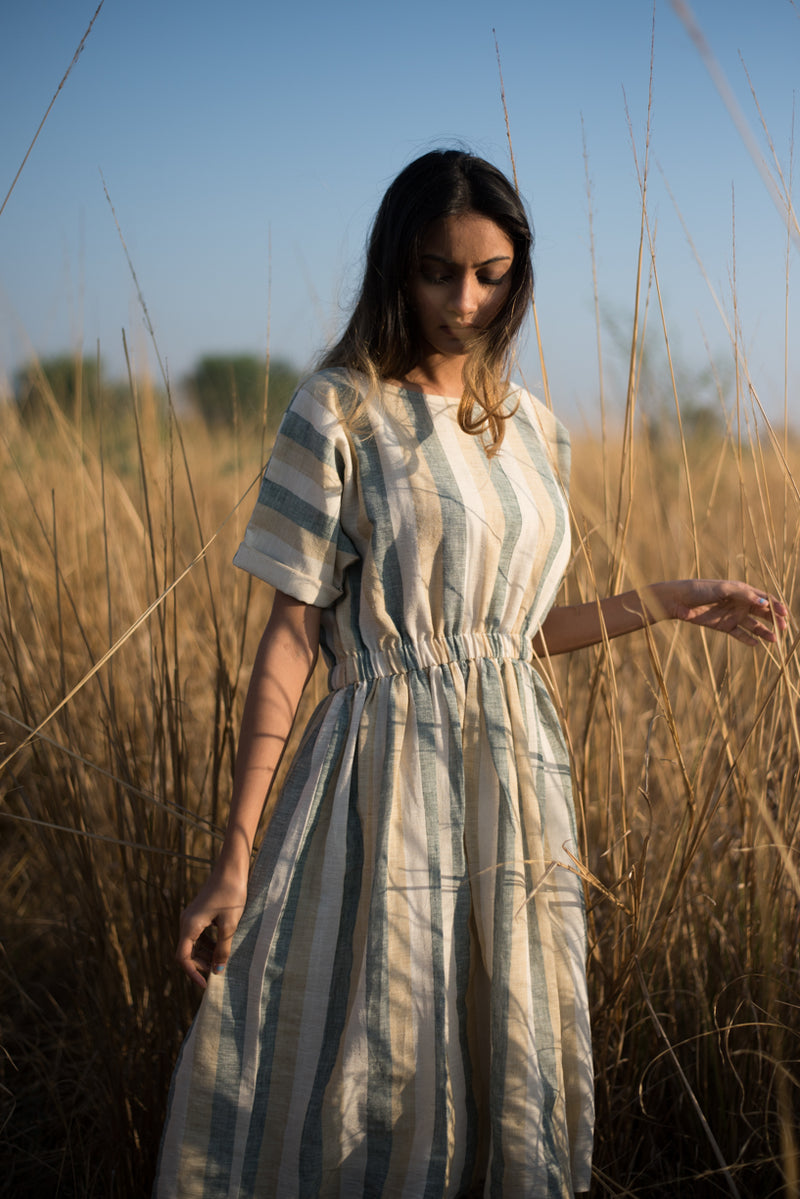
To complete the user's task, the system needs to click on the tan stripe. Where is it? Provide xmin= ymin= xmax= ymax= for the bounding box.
xmin=155 ymin=973 xmax=226 ymax=1198
xmin=268 ymin=720 xmax=361 ymax=1191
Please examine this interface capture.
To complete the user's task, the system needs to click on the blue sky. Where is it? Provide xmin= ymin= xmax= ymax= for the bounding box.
xmin=1 ymin=0 xmax=797 ymax=426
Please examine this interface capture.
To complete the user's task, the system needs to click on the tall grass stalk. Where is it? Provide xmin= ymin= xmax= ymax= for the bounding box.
xmin=554 ymin=65 xmax=799 ymax=1199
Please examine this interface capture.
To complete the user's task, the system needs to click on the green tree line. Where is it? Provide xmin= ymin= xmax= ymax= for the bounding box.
xmin=11 ymin=352 xmax=300 ymax=431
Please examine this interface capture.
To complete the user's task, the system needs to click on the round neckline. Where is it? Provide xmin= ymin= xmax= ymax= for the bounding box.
xmin=382 ymin=380 xmax=462 ymax=403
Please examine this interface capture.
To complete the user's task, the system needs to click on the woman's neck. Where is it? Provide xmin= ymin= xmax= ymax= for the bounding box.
xmin=396 ymin=356 xmax=465 ymax=398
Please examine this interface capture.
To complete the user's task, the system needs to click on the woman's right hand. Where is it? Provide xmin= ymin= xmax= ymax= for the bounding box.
xmin=175 ymin=857 xmax=249 ymax=988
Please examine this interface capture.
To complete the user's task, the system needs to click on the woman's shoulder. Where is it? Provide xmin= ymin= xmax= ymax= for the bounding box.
xmin=510 ymin=384 xmax=570 ymax=449
xmin=277 ymin=367 xmax=361 ymax=431
xmin=290 ymin=366 xmax=351 ymax=406
xmin=287 ymin=367 xmax=371 ymax=420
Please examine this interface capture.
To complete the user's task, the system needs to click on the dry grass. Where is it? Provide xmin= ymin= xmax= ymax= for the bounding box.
xmin=0 ymin=340 xmax=797 ymax=1197
xmin=0 ymin=382 xmax=328 ymax=1196
xmin=562 ymin=420 xmax=800 ymax=1197
xmin=2 ymin=26 xmax=798 ymax=1191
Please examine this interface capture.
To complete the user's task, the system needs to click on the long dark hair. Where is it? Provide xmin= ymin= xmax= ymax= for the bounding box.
xmin=318 ymin=149 xmax=534 ymax=454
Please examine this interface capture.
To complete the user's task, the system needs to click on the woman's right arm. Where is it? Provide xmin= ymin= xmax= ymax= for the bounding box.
xmin=176 ymin=589 xmax=321 ymax=988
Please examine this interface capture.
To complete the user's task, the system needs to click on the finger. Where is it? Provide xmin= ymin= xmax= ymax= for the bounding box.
xmin=750 ymin=622 xmax=779 ymax=643
xmin=761 ymin=600 xmax=789 ymax=631
xmin=176 ymin=935 xmax=209 ymax=989
xmin=176 ymin=922 xmax=218 ymax=987
xmin=752 ymin=593 xmax=789 ymax=622
xmin=742 ymin=604 xmax=786 ymax=639
xmin=730 ymin=625 xmax=758 ymax=644
xmin=211 ymin=920 xmax=237 ymax=975
xmin=192 ymin=928 xmax=217 ymax=970
xmin=731 ymin=617 xmax=776 ymax=646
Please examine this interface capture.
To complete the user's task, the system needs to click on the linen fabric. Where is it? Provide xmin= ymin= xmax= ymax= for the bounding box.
xmin=154 ymin=369 xmax=593 ymax=1198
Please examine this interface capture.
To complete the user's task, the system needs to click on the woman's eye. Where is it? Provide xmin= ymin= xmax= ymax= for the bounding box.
xmin=422 ymin=273 xmax=505 ymax=287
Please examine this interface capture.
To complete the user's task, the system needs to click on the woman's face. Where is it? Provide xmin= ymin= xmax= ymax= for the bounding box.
xmin=409 ymin=212 xmax=514 ymax=362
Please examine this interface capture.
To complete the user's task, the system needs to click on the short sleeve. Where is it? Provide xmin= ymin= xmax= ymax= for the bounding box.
xmin=233 ymin=375 xmax=357 ymax=607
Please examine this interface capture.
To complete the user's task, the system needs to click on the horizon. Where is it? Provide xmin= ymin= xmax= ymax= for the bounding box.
xmin=1 ymin=0 xmax=797 ymax=432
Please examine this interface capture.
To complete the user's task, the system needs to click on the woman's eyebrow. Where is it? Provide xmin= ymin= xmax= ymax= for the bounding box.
xmin=420 ymin=253 xmax=512 ymax=267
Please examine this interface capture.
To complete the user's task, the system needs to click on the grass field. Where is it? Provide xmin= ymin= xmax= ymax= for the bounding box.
xmin=1 ymin=335 xmax=797 ymax=1196
xmin=2 ymin=35 xmax=799 ymax=1191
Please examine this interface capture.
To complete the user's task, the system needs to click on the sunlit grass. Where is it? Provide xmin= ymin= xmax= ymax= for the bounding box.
xmin=2 ymin=327 xmax=798 ymax=1196
xmin=2 ymin=17 xmax=799 ymax=1194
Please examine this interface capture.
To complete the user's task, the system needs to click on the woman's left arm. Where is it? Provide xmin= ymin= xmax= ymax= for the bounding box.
xmin=534 ymin=579 xmax=788 ymax=657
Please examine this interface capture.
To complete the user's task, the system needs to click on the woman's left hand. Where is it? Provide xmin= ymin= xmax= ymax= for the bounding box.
xmin=655 ymin=579 xmax=789 ymax=646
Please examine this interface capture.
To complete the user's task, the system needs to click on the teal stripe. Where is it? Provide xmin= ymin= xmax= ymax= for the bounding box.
xmin=230 ymin=697 xmax=353 ymax=1190
xmin=486 ymin=459 xmax=522 ymax=625
xmin=196 ymin=700 xmax=330 ymax=1178
xmin=277 ymin=406 xmax=341 ymax=471
xmin=363 ymin=690 xmax=399 ymax=1194
xmin=442 ymin=665 xmax=480 ymax=1195
xmin=238 ymin=824 xmax=314 ymax=1191
xmin=397 ymin=389 xmax=468 ymax=642
xmin=254 ymin=478 xmax=339 ymax=543
xmin=298 ymin=756 xmax=365 ymax=1196
xmin=515 ymin=661 xmax=580 ymax=1194
xmin=482 ymin=659 xmax=569 ymax=1198
xmin=523 ymin=715 xmax=565 ymax=1194
xmin=482 ymin=664 xmax=515 ymax=1197
xmin=530 ymin=670 xmax=580 ymax=843
xmin=410 ymin=671 xmax=449 ymax=1198
xmin=349 ymin=401 xmax=406 ymax=653
xmin=514 ymin=408 xmax=570 ymax=634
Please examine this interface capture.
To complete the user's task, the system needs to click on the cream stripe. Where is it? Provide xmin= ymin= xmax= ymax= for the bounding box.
xmin=427 ymin=406 xmax=484 ymax=637
xmin=392 ymin=684 xmax=431 ymax=1188
xmin=274 ymin=712 xmax=360 ymax=1192
xmin=154 ymin=972 xmax=225 ymax=1197
xmin=226 ymin=690 xmax=357 ymax=1196
xmin=432 ymin=671 xmax=465 ymax=1192
xmin=495 ymin=427 xmax=545 ymax=633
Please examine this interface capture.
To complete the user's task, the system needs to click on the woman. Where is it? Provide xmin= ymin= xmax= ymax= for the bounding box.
xmin=154 ymin=149 xmax=786 ymax=1198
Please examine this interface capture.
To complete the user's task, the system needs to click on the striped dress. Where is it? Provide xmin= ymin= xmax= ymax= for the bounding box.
xmin=154 ymin=369 xmax=594 ymax=1198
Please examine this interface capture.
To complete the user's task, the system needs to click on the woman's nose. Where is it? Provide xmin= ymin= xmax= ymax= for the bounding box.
xmin=448 ymin=274 xmax=479 ymax=316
